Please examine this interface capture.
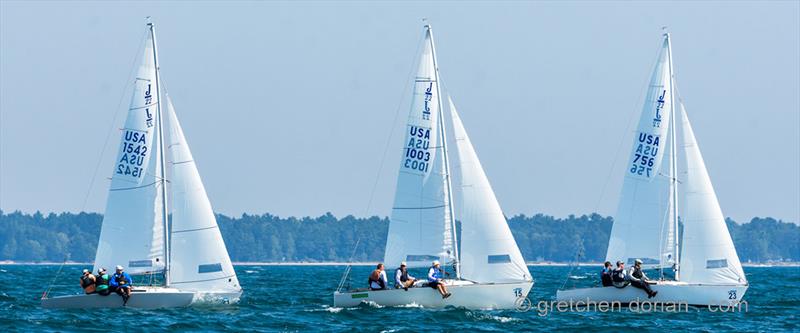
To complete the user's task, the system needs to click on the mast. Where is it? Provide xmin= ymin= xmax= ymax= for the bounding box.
xmin=665 ymin=31 xmax=680 ymax=280
xmin=148 ymin=19 xmax=171 ymax=286
xmin=426 ymin=24 xmax=460 ymax=279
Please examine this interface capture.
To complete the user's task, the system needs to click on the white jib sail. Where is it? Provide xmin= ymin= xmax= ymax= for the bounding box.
xmin=384 ymin=28 xmax=453 ymax=269
xmin=165 ymin=96 xmax=241 ymax=292
xmin=677 ymin=102 xmax=746 ymax=285
xmin=449 ymin=98 xmax=530 ymax=283
xmin=94 ymin=35 xmax=165 ymax=275
xmin=606 ymin=34 xmax=675 ymax=267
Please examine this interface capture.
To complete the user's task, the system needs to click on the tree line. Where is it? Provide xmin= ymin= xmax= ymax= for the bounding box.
xmin=0 ymin=210 xmax=797 ymax=263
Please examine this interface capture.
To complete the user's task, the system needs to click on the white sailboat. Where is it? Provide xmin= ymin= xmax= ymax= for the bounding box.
xmin=42 ymin=21 xmax=242 ymax=309
xmin=333 ymin=25 xmax=532 ymax=310
xmin=556 ymin=32 xmax=748 ymax=306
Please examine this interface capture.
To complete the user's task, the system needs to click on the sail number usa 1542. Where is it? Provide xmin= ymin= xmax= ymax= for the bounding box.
xmin=116 ymin=131 xmax=149 ymax=178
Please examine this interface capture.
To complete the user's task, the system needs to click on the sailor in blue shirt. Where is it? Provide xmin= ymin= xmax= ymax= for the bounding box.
xmin=109 ymin=265 xmax=133 ymax=305
xmin=427 ymin=260 xmax=451 ymax=299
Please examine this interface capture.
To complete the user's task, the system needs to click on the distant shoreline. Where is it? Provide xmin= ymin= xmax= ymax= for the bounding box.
xmin=1 ymin=260 xmax=798 ymax=267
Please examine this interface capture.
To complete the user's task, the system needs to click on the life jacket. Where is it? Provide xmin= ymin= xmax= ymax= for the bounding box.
xmin=601 ymin=268 xmax=613 ymax=286
xmin=611 ymin=268 xmax=628 ymax=288
xmin=81 ymin=274 xmax=96 ymax=293
xmin=396 ymin=268 xmax=409 ymax=282
xmin=80 ymin=275 xmax=94 ymax=288
xmin=114 ymin=273 xmax=128 ymax=286
xmin=611 ymin=268 xmax=626 ymax=283
xmin=95 ymin=273 xmax=109 ymax=291
xmin=368 ymin=270 xmax=385 ymax=289
xmin=428 ymin=267 xmax=443 ymax=282
xmin=632 ymin=267 xmax=644 ymax=280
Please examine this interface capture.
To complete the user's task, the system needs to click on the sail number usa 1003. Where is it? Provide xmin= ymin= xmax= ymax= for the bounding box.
xmin=404 ymin=126 xmax=432 ymax=173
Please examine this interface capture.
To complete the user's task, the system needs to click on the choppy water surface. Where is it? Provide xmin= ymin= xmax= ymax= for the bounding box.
xmin=0 ymin=265 xmax=797 ymax=332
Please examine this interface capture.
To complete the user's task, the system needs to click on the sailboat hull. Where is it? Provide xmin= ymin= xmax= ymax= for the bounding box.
xmin=333 ymin=280 xmax=533 ymax=309
xmin=556 ymin=281 xmax=748 ymax=307
xmin=41 ymin=287 xmax=242 ymax=309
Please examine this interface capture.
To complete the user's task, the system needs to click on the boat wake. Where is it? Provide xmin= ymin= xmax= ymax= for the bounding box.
xmin=192 ymin=293 xmax=241 ymax=305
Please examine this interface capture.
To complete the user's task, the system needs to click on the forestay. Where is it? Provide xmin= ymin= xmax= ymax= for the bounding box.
xmin=164 ymin=97 xmax=241 ymax=292
xmin=677 ymin=103 xmax=746 ymax=285
xmin=94 ymin=35 xmax=165 ymax=275
xmin=449 ymin=98 xmax=530 ymax=283
xmin=606 ymin=35 xmax=675 ymax=268
xmin=384 ymin=28 xmax=454 ymax=268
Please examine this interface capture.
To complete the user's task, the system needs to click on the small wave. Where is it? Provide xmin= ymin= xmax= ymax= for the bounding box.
xmin=324 ymin=306 xmax=343 ymax=313
xmin=244 ymin=270 xmax=257 ymax=274
xmin=491 ymin=316 xmax=519 ymax=323
xmin=380 ymin=330 xmax=398 ymax=333
xmin=306 ymin=305 xmax=345 ymax=313
xmin=361 ymin=301 xmax=385 ymax=308
xmin=466 ymin=312 xmax=521 ymax=323
xmin=569 ymin=275 xmax=588 ymax=280
xmin=0 ymin=292 xmax=14 ymax=302
xmin=393 ymin=302 xmax=423 ymax=308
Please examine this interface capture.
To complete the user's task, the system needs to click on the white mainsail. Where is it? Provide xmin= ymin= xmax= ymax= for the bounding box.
xmin=606 ymin=34 xmax=675 ymax=267
xmin=165 ymin=97 xmax=241 ymax=292
xmin=94 ymin=34 xmax=165 ymax=275
xmin=384 ymin=27 xmax=454 ymax=269
xmin=449 ymin=98 xmax=530 ymax=283
xmin=677 ymin=102 xmax=746 ymax=284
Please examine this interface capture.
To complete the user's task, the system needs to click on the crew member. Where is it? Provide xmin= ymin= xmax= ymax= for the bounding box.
xmin=110 ymin=265 xmax=133 ymax=305
xmin=612 ymin=261 xmax=628 ymax=288
xmin=427 ymin=260 xmax=451 ymax=299
xmin=627 ymin=259 xmax=657 ymax=298
xmin=601 ymin=261 xmax=613 ymax=287
xmin=394 ymin=261 xmax=416 ymax=291
xmin=95 ymin=268 xmax=111 ymax=296
xmin=80 ymin=269 xmax=96 ymax=294
xmin=368 ymin=263 xmax=388 ymax=291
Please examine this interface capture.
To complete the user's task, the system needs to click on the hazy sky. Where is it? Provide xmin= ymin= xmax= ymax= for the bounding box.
xmin=1 ymin=1 xmax=798 ymax=223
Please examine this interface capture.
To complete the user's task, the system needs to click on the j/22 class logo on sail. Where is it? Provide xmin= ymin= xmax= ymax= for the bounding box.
xmin=143 ymin=83 xmax=155 ymax=128
xmin=404 ymin=126 xmax=431 ymax=173
xmin=652 ymin=89 xmax=666 ymax=128
xmin=422 ymin=82 xmax=433 ymax=120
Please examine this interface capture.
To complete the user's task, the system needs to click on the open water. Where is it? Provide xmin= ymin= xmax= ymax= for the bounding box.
xmin=0 ymin=265 xmax=797 ymax=332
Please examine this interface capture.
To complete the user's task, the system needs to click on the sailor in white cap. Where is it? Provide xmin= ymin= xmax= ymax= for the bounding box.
xmin=627 ymin=258 xmax=657 ymax=298
xmin=110 ymin=265 xmax=133 ymax=305
xmin=427 ymin=260 xmax=451 ymax=299
xmin=394 ymin=261 xmax=417 ymax=291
